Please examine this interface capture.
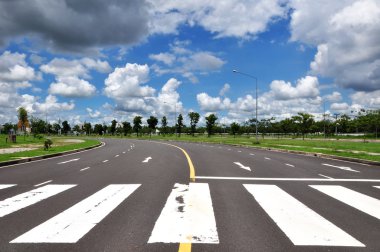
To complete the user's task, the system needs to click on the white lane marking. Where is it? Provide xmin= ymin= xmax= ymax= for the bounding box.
xmin=249 ymin=153 xmax=255 ymax=156
xmin=80 ymin=167 xmax=90 ymax=172
xmin=142 ymin=157 xmax=152 ymax=163
xmin=0 ymin=142 xmax=105 ymax=170
xmin=244 ymin=184 xmax=364 ymax=247
xmin=310 ymin=185 xmax=380 ymax=220
xmin=34 ymin=180 xmax=52 ymax=187
xmin=374 ymin=186 xmax=380 ymax=190
xmin=0 ymin=185 xmax=16 ymax=190
xmin=148 ymin=183 xmax=219 ymax=244
xmin=103 ymin=160 xmax=109 ymax=163
xmin=233 ymin=162 xmax=251 ymax=171
xmin=237 ymin=150 xmax=242 ymax=153
xmin=0 ymin=185 xmax=76 ymax=218
xmin=285 ymin=164 xmax=295 ymax=167
xmin=318 ymin=174 xmax=333 ymax=179
xmin=322 ymin=163 xmax=359 ymax=173
xmin=57 ymin=158 xmax=80 ymax=165
xmin=115 ymin=155 xmax=119 ymax=158
xmin=122 ymin=152 xmax=126 ymax=154
xmin=195 ymin=176 xmax=380 ymax=182
xmin=11 ymin=184 xmax=140 ymax=243
xmin=264 ymin=157 xmax=271 ymax=160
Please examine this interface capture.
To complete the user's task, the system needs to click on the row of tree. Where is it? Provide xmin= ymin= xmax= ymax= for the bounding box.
xmin=2 ymin=108 xmax=380 ymax=138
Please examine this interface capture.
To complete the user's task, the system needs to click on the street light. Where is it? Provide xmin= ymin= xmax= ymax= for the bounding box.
xmin=232 ymin=69 xmax=259 ymax=143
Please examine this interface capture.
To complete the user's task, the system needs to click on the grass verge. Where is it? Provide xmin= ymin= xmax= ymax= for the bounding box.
xmin=0 ymin=136 xmax=100 ymax=163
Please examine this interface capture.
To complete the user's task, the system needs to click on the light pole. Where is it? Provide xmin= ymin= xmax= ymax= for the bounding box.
xmin=233 ymin=69 xmax=259 ymax=143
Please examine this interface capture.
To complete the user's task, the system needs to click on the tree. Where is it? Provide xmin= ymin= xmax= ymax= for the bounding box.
xmin=205 ymin=114 xmax=218 ymax=137
xmin=94 ymin=124 xmax=103 ymax=135
xmin=230 ymin=122 xmax=240 ymax=138
xmin=52 ymin=123 xmax=61 ymax=134
xmin=147 ymin=116 xmax=158 ymax=137
xmin=3 ymin=123 xmax=15 ymax=134
xmin=188 ymin=112 xmax=200 ymax=136
xmin=61 ymin=121 xmax=71 ymax=135
xmin=292 ymin=113 xmax=314 ymax=140
xmin=177 ymin=114 xmax=184 ymax=137
xmin=102 ymin=124 xmax=108 ymax=135
xmin=17 ymin=107 xmax=29 ymax=138
xmin=110 ymin=119 xmax=117 ymax=135
xmin=122 ymin=121 xmax=132 ymax=136
xmin=73 ymin=124 xmax=81 ymax=133
xmin=83 ymin=122 xmax=92 ymax=135
xmin=133 ymin=116 xmax=142 ymax=136
xmin=30 ymin=117 xmax=47 ymax=135
xmin=161 ymin=116 xmax=167 ymax=135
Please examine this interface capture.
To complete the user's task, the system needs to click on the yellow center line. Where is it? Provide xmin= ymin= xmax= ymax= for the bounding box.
xmin=154 ymin=142 xmax=196 ymax=182
xmin=151 ymin=141 xmax=195 ymax=252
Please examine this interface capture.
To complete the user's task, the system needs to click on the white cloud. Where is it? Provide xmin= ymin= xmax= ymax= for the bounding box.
xmin=350 ymin=90 xmax=380 ymax=107
xmin=49 ymin=77 xmax=96 ymax=98
xmin=269 ymin=76 xmax=319 ymax=100
xmin=219 ymin=83 xmax=230 ymax=96
xmin=33 ymin=95 xmax=75 ymax=114
xmin=330 ymin=102 xmax=350 ymax=111
xmin=104 ymin=63 xmax=155 ymax=99
xmin=148 ymin=0 xmax=288 ymax=39
xmin=41 ymin=57 xmax=111 ymax=98
xmin=290 ymin=0 xmax=380 ymax=91
xmin=86 ymin=108 xmax=101 ymax=119
xmin=149 ymin=53 xmax=176 ymax=66
xmin=197 ymin=93 xmax=231 ymax=112
xmin=324 ymin=91 xmax=342 ymax=102
xmin=0 ymin=51 xmax=40 ymax=84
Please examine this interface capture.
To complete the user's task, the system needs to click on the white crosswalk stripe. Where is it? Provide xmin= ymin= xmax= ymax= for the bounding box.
xmin=0 ymin=184 xmax=16 ymax=190
xmin=374 ymin=186 xmax=380 ymax=190
xmin=148 ymin=183 xmax=219 ymax=244
xmin=310 ymin=185 xmax=380 ymax=220
xmin=244 ymin=184 xmax=364 ymax=247
xmin=0 ymin=185 xmax=76 ymax=218
xmin=11 ymin=184 xmax=140 ymax=243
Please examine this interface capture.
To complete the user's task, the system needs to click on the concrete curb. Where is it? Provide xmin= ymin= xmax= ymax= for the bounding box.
xmin=154 ymin=139 xmax=380 ymax=167
xmin=0 ymin=142 xmax=103 ymax=167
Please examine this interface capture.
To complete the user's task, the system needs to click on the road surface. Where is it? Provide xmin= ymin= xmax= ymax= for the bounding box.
xmin=0 ymin=138 xmax=379 ymax=251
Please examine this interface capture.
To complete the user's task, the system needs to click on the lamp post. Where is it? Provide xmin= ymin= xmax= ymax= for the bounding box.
xmin=233 ymin=69 xmax=259 ymax=143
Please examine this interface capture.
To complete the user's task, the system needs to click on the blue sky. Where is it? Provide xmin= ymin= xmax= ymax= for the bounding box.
xmin=0 ymin=0 xmax=379 ymax=126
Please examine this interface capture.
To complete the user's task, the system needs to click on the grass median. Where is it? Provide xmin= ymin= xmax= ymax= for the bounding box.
xmin=0 ymin=135 xmax=100 ymax=163
xmin=130 ymin=134 xmax=380 ymax=163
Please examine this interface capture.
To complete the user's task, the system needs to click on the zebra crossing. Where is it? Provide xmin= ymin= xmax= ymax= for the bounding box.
xmin=1 ymin=182 xmax=380 ymax=247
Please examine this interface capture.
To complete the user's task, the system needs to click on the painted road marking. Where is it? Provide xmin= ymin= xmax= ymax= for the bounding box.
xmin=244 ymin=184 xmax=364 ymax=247
xmin=264 ymin=157 xmax=271 ymax=160
xmin=57 ymin=158 xmax=80 ymax=164
xmin=11 ymin=184 xmax=140 ymax=243
xmin=115 ymin=155 xmax=119 ymax=158
xmin=80 ymin=167 xmax=90 ymax=172
xmin=103 ymin=160 xmax=109 ymax=163
xmin=0 ymin=185 xmax=76 ymax=218
xmin=148 ymin=183 xmax=219 ymax=244
xmin=310 ymin=185 xmax=380 ymax=220
xmin=142 ymin=157 xmax=152 ymax=163
xmin=34 ymin=180 xmax=52 ymax=187
xmin=318 ymin=174 xmax=333 ymax=179
xmin=195 ymin=176 xmax=380 ymax=182
xmin=285 ymin=163 xmax=294 ymax=167
xmin=249 ymin=153 xmax=255 ymax=156
xmin=237 ymin=150 xmax=242 ymax=153
xmin=375 ymin=186 xmax=380 ymax=190
xmin=122 ymin=151 xmax=126 ymax=154
xmin=0 ymin=185 xmax=16 ymax=190
xmin=322 ymin=163 xmax=359 ymax=173
xmin=233 ymin=162 xmax=251 ymax=171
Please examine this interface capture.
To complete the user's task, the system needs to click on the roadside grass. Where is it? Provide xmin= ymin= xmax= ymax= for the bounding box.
xmin=125 ymin=134 xmax=380 ymax=162
xmin=0 ymin=135 xmax=100 ymax=163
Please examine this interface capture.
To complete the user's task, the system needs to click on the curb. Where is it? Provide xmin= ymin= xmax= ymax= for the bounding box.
xmin=153 ymin=139 xmax=380 ymax=167
xmin=0 ymin=142 xmax=103 ymax=167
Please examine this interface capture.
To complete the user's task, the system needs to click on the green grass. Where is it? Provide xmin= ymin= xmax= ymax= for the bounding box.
xmin=127 ymin=134 xmax=380 ymax=162
xmin=0 ymin=135 xmax=100 ymax=163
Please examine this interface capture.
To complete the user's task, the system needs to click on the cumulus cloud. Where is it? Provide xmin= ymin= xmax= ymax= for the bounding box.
xmin=150 ymin=40 xmax=225 ymax=83
xmin=330 ymin=102 xmax=350 ymax=112
xmin=197 ymin=93 xmax=231 ymax=112
xmin=41 ymin=57 xmax=111 ymax=98
xmin=33 ymin=95 xmax=75 ymax=113
xmin=219 ymin=83 xmax=230 ymax=96
xmin=290 ymin=0 xmax=380 ymax=91
xmin=350 ymin=90 xmax=380 ymax=107
xmin=324 ymin=91 xmax=342 ymax=102
xmin=148 ymin=0 xmax=288 ymax=38
xmin=86 ymin=108 xmax=101 ymax=118
xmin=269 ymin=76 xmax=319 ymax=100
xmin=0 ymin=0 xmax=150 ymax=53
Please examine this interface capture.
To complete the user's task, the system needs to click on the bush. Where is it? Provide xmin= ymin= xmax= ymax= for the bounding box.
xmin=44 ymin=139 xmax=53 ymax=150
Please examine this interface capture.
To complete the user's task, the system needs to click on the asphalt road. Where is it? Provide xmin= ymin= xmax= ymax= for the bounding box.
xmin=0 ymin=138 xmax=379 ymax=252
